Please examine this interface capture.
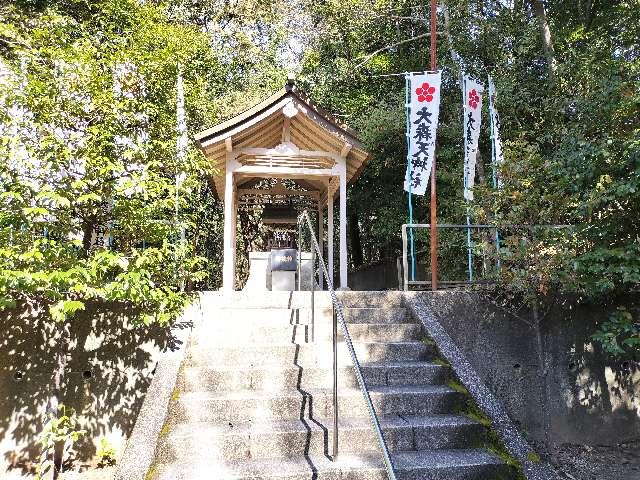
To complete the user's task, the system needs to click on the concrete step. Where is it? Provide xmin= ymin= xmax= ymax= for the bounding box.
xmin=153 ymin=449 xmax=511 ymax=480
xmin=198 ymin=291 xmax=406 ymax=310
xmin=342 ymin=307 xmax=411 ymax=324
xmin=178 ymin=361 xmax=449 ymax=393
xmin=157 ymin=414 xmax=485 ymax=462
xmin=393 ymin=449 xmax=514 ymax=480
xmin=191 ymin=322 xmax=421 ymax=346
xmin=186 ymin=341 xmax=433 ymax=367
xmin=171 ymin=386 xmax=464 ymax=423
xmin=197 ymin=307 xmax=411 ymax=327
xmin=338 ymin=291 xmax=406 ymax=308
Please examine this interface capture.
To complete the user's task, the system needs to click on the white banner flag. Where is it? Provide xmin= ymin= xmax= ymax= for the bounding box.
xmin=404 ymin=71 xmax=442 ymax=196
xmin=463 ymin=75 xmax=484 ymax=201
xmin=488 ymin=76 xmax=504 ymax=188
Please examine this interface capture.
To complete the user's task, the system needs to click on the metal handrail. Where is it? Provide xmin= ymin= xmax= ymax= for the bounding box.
xmin=297 ymin=210 xmax=396 ymax=480
xmin=401 ymin=223 xmax=573 ymax=291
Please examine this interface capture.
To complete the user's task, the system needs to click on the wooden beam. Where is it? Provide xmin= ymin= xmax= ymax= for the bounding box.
xmin=327 ymin=179 xmax=334 ymax=286
xmin=200 ymin=97 xmax=290 ymax=149
xmin=340 ymin=142 xmax=353 ymax=158
xmin=235 ymin=165 xmax=334 ymax=177
xmin=327 ymin=177 xmax=339 ymax=196
xmin=296 ymin=112 xmax=345 ymax=152
xmin=318 ymin=199 xmax=324 ymax=290
xmin=294 ymin=102 xmax=363 ymax=150
xmin=290 ymin=119 xmax=336 ymax=153
xmin=240 ymin=147 xmax=340 ymax=161
xmin=225 ymin=137 xmax=233 ymax=153
xmin=339 ymin=163 xmax=348 ymax=289
xmin=238 ymin=187 xmax=320 ymax=199
xmin=282 ymin=117 xmax=291 ymax=142
xmin=222 ymin=155 xmax=236 ymax=291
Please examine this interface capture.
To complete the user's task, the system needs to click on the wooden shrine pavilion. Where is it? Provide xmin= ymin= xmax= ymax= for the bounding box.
xmin=194 ymin=78 xmax=370 ymax=291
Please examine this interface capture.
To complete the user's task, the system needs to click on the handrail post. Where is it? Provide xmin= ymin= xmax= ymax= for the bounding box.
xmin=297 ymin=221 xmax=302 ymax=291
xmin=297 ymin=209 xmax=396 ymax=478
xmin=401 ymin=224 xmax=409 ymax=291
xmin=332 ymin=304 xmax=338 ymax=460
xmin=311 ymin=239 xmax=315 ymax=343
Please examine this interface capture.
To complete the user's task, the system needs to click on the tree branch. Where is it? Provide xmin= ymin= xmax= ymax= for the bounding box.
xmin=353 ymin=32 xmax=439 ymax=70
xmin=526 ymin=0 xmax=558 ymax=75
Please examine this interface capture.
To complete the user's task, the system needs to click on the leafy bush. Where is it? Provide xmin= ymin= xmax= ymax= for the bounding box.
xmin=593 ymin=308 xmax=640 ymax=358
xmin=96 ymin=437 xmax=117 ymax=468
xmin=35 ymin=405 xmax=85 ymax=480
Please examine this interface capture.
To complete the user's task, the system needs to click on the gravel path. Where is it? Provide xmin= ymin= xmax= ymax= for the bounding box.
xmin=549 ymin=441 xmax=640 ymax=480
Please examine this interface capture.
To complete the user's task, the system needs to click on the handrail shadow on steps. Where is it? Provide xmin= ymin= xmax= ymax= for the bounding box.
xmin=296 ymin=210 xmax=397 ymax=480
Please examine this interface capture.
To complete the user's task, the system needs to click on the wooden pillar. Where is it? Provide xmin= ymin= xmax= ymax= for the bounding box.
xmin=318 ymin=200 xmax=324 ymax=290
xmin=327 ymin=181 xmax=334 ymax=287
xmin=222 ymin=155 xmax=236 ymax=291
xmin=339 ymin=164 xmax=348 ymax=289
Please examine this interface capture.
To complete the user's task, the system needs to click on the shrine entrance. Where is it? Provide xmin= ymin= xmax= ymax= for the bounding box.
xmin=194 ymin=78 xmax=370 ymax=291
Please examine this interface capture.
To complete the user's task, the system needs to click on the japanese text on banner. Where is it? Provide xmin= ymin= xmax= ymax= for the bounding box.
xmin=463 ymin=75 xmax=484 ymax=201
xmin=404 ymin=72 xmax=442 ymax=196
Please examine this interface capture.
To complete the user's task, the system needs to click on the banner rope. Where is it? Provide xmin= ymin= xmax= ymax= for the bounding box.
xmin=404 ymin=74 xmax=416 ymax=282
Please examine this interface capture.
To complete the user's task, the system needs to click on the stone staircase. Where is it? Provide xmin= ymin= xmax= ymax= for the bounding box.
xmin=150 ymin=291 xmax=513 ymax=479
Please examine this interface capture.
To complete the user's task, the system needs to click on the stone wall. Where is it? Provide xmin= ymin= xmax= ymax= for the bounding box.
xmin=418 ymin=291 xmax=640 ymax=448
xmin=0 ymin=301 xmax=181 ymax=475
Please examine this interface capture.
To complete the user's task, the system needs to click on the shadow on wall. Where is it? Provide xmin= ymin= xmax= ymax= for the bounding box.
xmin=551 ymin=305 xmax=639 ymax=445
xmin=349 ymin=261 xmax=403 ymax=291
xmin=0 ymin=300 xmax=187 ymax=474
xmin=419 ymin=292 xmax=640 ymax=447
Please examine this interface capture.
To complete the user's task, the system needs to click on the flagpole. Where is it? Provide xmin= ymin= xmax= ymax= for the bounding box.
xmin=405 ymin=75 xmax=416 ymax=282
xmin=488 ymin=77 xmax=502 ymax=271
xmin=429 ymin=0 xmax=438 ymax=291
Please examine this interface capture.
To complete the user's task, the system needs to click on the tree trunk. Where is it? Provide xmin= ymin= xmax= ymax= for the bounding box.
xmin=526 ymin=0 xmax=557 ymax=75
xmin=442 ymin=4 xmax=464 ymax=72
xmin=81 ymin=220 xmax=95 ymax=256
xmin=475 ymin=149 xmax=486 ymax=185
xmin=349 ymin=212 xmax=363 ymax=268
xmin=474 ymin=150 xmax=491 ymax=274
xmin=50 ymin=321 xmax=70 ymax=479
xmin=513 ymin=0 xmax=524 ymax=15
xmin=532 ymin=300 xmax=552 ymax=449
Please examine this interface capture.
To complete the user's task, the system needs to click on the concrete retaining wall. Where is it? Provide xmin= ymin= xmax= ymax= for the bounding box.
xmin=0 ymin=300 xmax=190 ymax=475
xmin=418 ymin=291 xmax=640 ymax=447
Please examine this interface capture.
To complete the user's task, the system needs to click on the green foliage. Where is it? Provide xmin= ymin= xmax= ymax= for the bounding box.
xmin=0 ymin=0 xmax=219 ymax=323
xmin=2 ymin=0 xmax=638 ymax=351
xmin=527 ymin=452 xmax=541 ymax=463
xmin=96 ymin=437 xmax=117 ymax=468
xmin=299 ymin=0 xmax=640 ymax=353
xmin=35 ymin=404 xmax=85 ymax=480
xmin=593 ymin=307 xmax=640 ymax=358
xmin=49 ymin=300 xmax=85 ymax=323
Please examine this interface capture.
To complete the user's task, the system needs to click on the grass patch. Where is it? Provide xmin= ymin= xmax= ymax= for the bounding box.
xmin=145 ymin=464 xmax=157 ymax=480
xmin=527 ymin=451 xmax=541 ymax=463
xmin=159 ymin=421 xmax=171 ymax=438
xmin=433 ymin=356 xmax=450 ymax=367
xmin=425 ymin=332 xmax=535 ymax=479
xmin=453 ymin=395 xmax=526 ymax=480
xmin=170 ymin=387 xmax=181 ymax=402
xmin=447 ymin=378 xmax=470 ymax=395
xmin=421 ymin=336 xmax=436 ymax=346
xmin=445 ymin=366 xmax=526 ymax=479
